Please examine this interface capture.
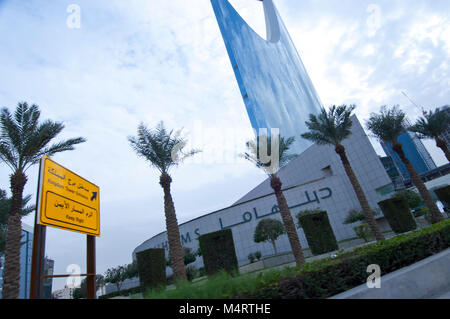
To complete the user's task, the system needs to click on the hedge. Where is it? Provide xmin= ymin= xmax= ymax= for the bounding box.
xmin=198 ymin=229 xmax=239 ymax=276
xmin=378 ymin=197 xmax=417 ymax=233
xmin=296 ymin=210 xmax=338 ymax=255
xmin=237 ymin=218 xmax=450 ymax=298
xmin=136 ymin=248 xmax=166 ymax=291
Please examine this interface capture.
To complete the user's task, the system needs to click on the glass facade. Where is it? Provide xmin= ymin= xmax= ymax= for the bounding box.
xmin=42 ymin=258 xmax=54 ymax=299
xmin=381 ymin=131 xmax=437 ymax=180
xmin=211 ymin=0 xmax=323 ymax=155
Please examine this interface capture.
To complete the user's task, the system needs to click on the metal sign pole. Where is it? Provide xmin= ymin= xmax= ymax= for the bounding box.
xmin=87 ymin=235 xmax=96 ymax=299
xmin=30 ymin=158 xmax=46 ymax=299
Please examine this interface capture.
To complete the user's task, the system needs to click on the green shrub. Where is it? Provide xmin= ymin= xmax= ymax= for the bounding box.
xmin=353 ymin=223 xmax=373 ymax=242
xmin=255 ymin=251 xmax=262 ymax=261
xmin=136 ymin=248 xmax=166 ymax=292
xmin=198 ymin=229 xmax=239 ymax=276
xmin=393 ymin=189 xmax=423 ymax=210
xmin=343 ymin=209 xmax=366 ymax=224
xmin=186 ymin=265 xmax=199 ymax=281
xmin=343 ymin=209 xmax=378 ymax=224
xmin=414 ymin=207 xmax=429 ymax=218
xmin=378 ymin=197 xmax=417 ymax=233
xmin=296 ymin=209 xmax=338 ymax=255
xmin=248 ymin=253 xmax=256 ymax=263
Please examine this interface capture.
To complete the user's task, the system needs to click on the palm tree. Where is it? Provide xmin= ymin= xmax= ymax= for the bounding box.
xmin=367 ymin=105 xmax=443 ymax=224
xmin=301 ymin=105 xmax=385 ymax=241
xmin=242 ymin=134 xmax=305 ymax=265
xmin=0 ymin=102 xmax=86 ymax=299
xmin=409 ymin=107 xmax=450 ymax=162
xmin=128 ymin=121 xmax=200 ymax=281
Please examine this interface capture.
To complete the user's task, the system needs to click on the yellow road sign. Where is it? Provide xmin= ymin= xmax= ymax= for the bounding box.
xmin=37 ymin=156 xmax=100 ymax=236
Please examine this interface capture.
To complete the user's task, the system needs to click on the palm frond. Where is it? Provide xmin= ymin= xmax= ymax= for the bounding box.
xmin=366 ymin=105 xmax=406 ymax=143
xmin=128 ymin=121 xmax=200 ymax=174
xmin=302 ymin=104 xmax=355 ymax=146
xmin=0 ymin=107 xmax=22 ymax=156
xmin=242 ymin=134 xmax=297 ymax=175
xmin=26 ymin=137 xmax=86 ymax=170
xmin=409 ymin=107 xmax=450 ymax=139
xmin=0 ymin=102 xmax=86 ymax=172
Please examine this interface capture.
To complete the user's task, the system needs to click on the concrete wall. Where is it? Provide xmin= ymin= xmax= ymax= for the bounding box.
xmin=330 ymin=248 xmax=450 ymax=299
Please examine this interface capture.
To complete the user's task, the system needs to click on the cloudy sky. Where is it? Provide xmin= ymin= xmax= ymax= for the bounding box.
xmin=0 ymin=0 xmax=449 ymax=291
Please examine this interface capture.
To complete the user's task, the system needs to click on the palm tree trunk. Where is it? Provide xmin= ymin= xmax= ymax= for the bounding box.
xmin=335 ymin=144 xmax=385 ymax=241
xmin=393 ymin=142 xmax=443 ymax=223
xmin=436 ymin=138 xmax=450 ymax=162
xmin=2 ymin=171 xmax=27 ymax=299
xmin=271 ymin=239 xmax=277 ymax=256
xmin=270 ymin=175 xmax=305 ymax=266
xmin=159 ymin=172 xmax=186 ymax=282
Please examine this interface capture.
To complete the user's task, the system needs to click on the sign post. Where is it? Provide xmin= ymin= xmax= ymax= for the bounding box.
xmin=30 ymin=156 xmax=100 ymax=299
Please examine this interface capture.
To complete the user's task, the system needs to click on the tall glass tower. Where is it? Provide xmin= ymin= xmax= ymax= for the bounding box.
xmin=211 ymin=0 xmax=323 ymax=155
xmin=439 ymin=105 xmax=450 ymax=149
xmin=381 ymin=130 xmax=437 ymax=181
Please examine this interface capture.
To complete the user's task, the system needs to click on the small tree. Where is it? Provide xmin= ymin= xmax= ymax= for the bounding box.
xmin=253 ymin=218 xmax=285 ymax=255
xmin=393 ymin=189 xmax=423 ymax=210
xmin=343 ymin=209 xmax=379 ymax=242
xmin=105 ymin=265 xmax=127 ymax=292
xmin=124 ymin=261 xmax=138 ymax=279
xmin=254 ymin=251 xmax=262 ymax=261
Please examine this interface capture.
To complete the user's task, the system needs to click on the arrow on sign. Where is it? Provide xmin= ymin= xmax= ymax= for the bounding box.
xmin=91 ymin=192 xmax=97 ymax=201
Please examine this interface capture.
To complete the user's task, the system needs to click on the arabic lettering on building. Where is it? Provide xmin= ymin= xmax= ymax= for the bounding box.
xmin=153 ymin=187 xmax=333 ymax=250
xmin=219 ymin=187 xmax=332 ymax=229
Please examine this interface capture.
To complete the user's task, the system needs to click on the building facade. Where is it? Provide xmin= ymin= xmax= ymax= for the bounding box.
xmin=211 ymin=0 xmax=323 ymax=155
xmin=0 ymin=223 xmax=33 ymax=299
xmin=42 ymin=258 xmax=54 ymax=299
xmin=379 ymin=156 xmax=403 ymax=188
xmin=133 ymin=116 xmax=395 ymax=272
xmin=381 ymin=130 xmax=437 ymax=181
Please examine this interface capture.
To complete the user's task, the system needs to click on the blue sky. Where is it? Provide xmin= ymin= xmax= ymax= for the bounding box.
xmin=0 ymin=0 xmax=449 ymax=291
